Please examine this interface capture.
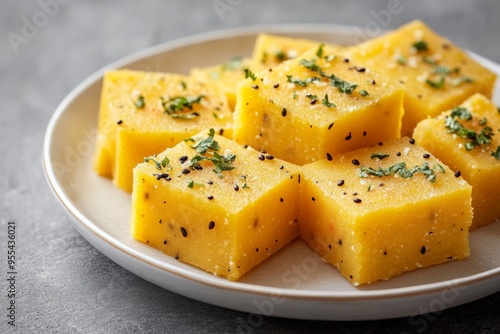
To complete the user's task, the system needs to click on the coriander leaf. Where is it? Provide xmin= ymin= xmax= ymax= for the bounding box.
xmin=450 ymin=107 xmax=472 ymax=120
xmin=299 ymin=58 xmax=322 ymax=72
xmin=144 ymin=156 xmax=170 ymax=170
xmin=244 ymin=68 xmax=257 ymax=81
xmin=275 ymin=51 xmax=287 ymax=61
xmin=316 ymin=43 xmax=325 ymax=58
xmin=191 ymin=128 xmax=219 ymax=154
xmin=451 ymin=76 xmax=474 ymax=86
xmin=359 ymin=90 xmax=369 ymax=97
xmin=370 ymin=153 xmax=390 ymax=160
xmin=491 ymin=146 xmax=500 ymax=160
xmin=322 ymin=94 xmax=336 ymax=108
xmin=412 ymin=40 xmax=429 ymax=52
xmin=396 ymin=55 xmax=407 ymax=65
xmin=135 ymin=95 xmax=145 ymax=109
xmin=426 ymin=76 xmax=445 ymax=89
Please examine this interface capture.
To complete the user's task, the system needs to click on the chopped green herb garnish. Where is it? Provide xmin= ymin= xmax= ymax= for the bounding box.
xmin=370 ymin=153 xmax=390 ymax=160
xmin=286 ymin=75 xmax=321 ymax=87
xmin=244 ymin=68 xmax=257 ymax=81
xmin=187 ymin=180 xmax=204 ymax=188
xmin=324 ymin=54 xmax=336 ymax=62
xmin=491 ymin=146 xmax=500 ymax=160
xmin=426 ymin=76 xmax=445 ymax=89
xmin=423 ymin=56 xmax=438 ymax=65
xmin=359 ymin=90 xmax=369 ymax=97
xmin=180 ymin=81 xmax=187 ymax=90
xmin=299 ymin=58 xmax=322 ymax=72
xmin=451 ymin=76 xmax=474 ymax=86
xmin=144 ymin=156 xmax=170 ymax=170
xmin=135 ymin=95 xmax=145 ymax=109
xmin=275 ymin=51 xmax=287 ymax=62
xmin=445 ymin=107 xmax=495 ymax=151
xmin=191 ymin=128 xmax=220 ymax=154
xmin=433 ymin=66 xmax=451 ymax=76
xmin=316 ymin=43 xmax=325 ymax=58
xmin=479 ymin=117 xmax=488 ymax=126
xmin=322 ymin=94 xmax=336 ymax=108
xmin=396 ymin=55 xmax=407 ymax=65
xmin=360 ymin=162 xmax=444 ymax=183
xmin=450 ymin=107 xmax=473 ymax=120
xmin=186 ymin=129 xmax=236 ymax=178
xmin=412 ymin=40 xmax=429 ymax=52
xmin=328 ymin=73 xmax=358 ymax=94
xmin=161 ymin=95 xmax=204 ymax=119
xmin=242 ymin=183 xmax=250 ymax=189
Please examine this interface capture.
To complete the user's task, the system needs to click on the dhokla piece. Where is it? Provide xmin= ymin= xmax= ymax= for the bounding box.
xmin=350 ymin=20 xmax=497 ymax=136
xmin=190 ymin=57 xmax=253 ymax=111
xmin=299 ymin=137 xmax=472 ymax=286
xmin=131 ymin=129 xmax=300 ymax=281
xmin=234 ymin=44 xmax=404 ymax=165
xmin=251 ymin=33 xmax=338 ymax=69
xmin=93 ymin=70 xmax=233 ymax=192
xmin=413 ymin=93 xmax=500 ymax=228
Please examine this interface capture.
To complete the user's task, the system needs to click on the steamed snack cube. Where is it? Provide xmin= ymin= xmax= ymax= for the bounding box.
xmin=234 ymin=45 xmax=404 ymax=165
xmin=299 ymin=137 xmax=472 ymax=286
xmin=131 ymin=129 xmax=300 ymax=281
xmin=190 ymin=57 xmax=253 ymax=111
xmin=350 ymin=20 xmax=497 ymax=136
xmin=93 ymin=70 xmax=233 ymax=193
xmin=413 ymin=94 xmax=500 ymax=228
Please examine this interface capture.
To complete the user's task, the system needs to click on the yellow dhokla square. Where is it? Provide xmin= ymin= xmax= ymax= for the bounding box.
xmin=299 ymin=137 xmax=472 ymax=285
xmin=190 ymin=57 xmax=253 ymax=111
xmin=234 ymin=44 xmax=404 ymax=165
xmin=413 ymin=93 xmax=500 ymax=228
xmin=93 ymin=69 xmax=233 ymax=192
xmin=351 ymin=20 xmax=497 ymax=136
xmin=131 ymin=129 xmax=300 ymax=280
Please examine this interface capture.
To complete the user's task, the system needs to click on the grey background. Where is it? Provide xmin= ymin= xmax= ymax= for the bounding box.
xmin=1 ymin=0 xmax=499 ymax=333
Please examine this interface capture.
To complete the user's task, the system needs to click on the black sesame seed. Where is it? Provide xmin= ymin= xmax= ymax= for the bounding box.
xmin=326 ymin=153 xmax=333 ymax=161
xmin=207 ymin=180 xmax=213 ymax=185
xmin=281 ymin=108 xmax=287 ymax=117
xmin=181 ymin=169 xmax=190 ymax=174
xmin=311 ymin=197 xmax=316 ymax=201
xmin=155 ymin=173 xmax=171 ymax=181
xmin=117 ymin=120 xmax=123 ymax=125
xmin=409 ymin=138 xmax=415 ymax=144
xmin=355 ymin=67 xmax=366 ymax=72
xmin=383 ymin=251 xmax=387 ymax=255
xmin=353 ymin=198 xmax=362 ymax=203
xmin=219 ymin=129 xmax=224 ymax=136
xmin=337 ymin=180 xmax=344 ymax=186
xmin=344 ymin=58 xmax=350 ymax=63
xmin=338 ymin=239 xmax=343 ymax=245
xmin=371 ymin=79 xmax=376 ymax=85
xmin=180 ymin=227 xmax=188 ymax=238
xmin=423 ymin=153 xmax=430 ymax=159
xmin=256 ymin=248 xmax=259 ymax=252
xmin=207 ymin=195 xmax=214 ymax=200
xmin=328 ymin=244 xmax=332 ymax=250
xmin=280 ymin=165 xmax=284 ymax=170
xmin=420 ymin=246 xmax=426 ymax=255
xmin=328 ymin=123 xmax=334 ymax=130
xmin=243 ymin=144 xmax=248 ymax=148
xmin=352 ymin=159 xmax=360 ymax=166
xmin=345 ymin=132 xmax=352 ymax=141
xmin=208 ymin=221 xmax=215 ymax=230
xmin=396 ymin=152 xmax=401 ymax=156
xmin=252 ymin=84 xmax=259 ymax=89
xmin=378 ymin=142 xmax=383 ymax=146
xmin=454 ymin=171 xmax=461 ymax=178
xmin=273 ymin=83 xmax=280 ymax=88
xmin=234 ymin=184 xmax=239 ymax=191
xmin=280 ymin=198 xmax=284 ymax=203
xmin=310 ymin=99 xmax=317 ymax=105
xmin=265 ymin=154 xmax=274 ymax=160
xmin=179 ymin=155 xmax=188 ymax=163
xmin=363 ymin=131 xmax=367 ymax=136
xmin=258 ymin=154 xmax=265 ymax=161
xmin=163 ymin=240 xmax=167 ymax=245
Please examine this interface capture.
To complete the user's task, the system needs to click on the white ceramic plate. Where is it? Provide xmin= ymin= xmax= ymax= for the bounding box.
xmin=43 ymin=25 xmax=500 ymax=320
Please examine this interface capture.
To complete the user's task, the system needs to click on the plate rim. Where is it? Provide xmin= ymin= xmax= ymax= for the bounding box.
xmin=43 ymin=23 xmax=500 ymax=303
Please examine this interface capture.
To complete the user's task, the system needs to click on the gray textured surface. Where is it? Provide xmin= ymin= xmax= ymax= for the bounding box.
xmin=1 ymin=0 xmax=500 ymax=333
